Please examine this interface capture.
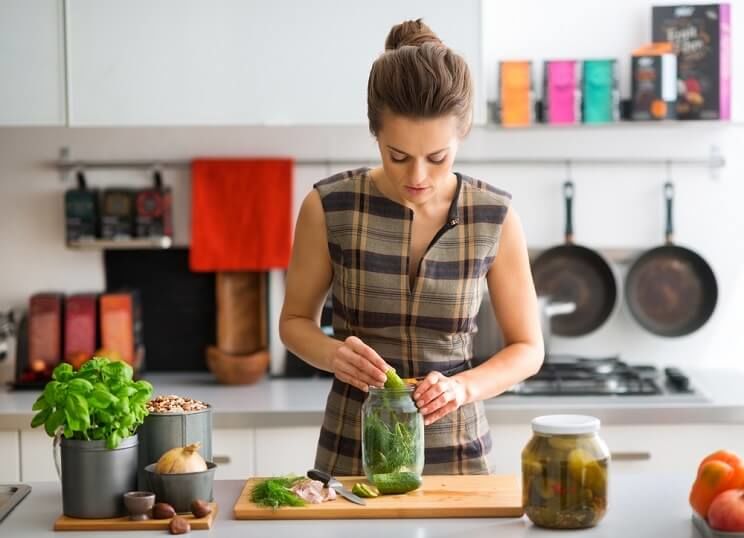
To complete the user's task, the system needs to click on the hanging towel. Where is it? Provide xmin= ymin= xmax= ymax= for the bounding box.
xmin=190 ymin=158 xmax=293 ymax=271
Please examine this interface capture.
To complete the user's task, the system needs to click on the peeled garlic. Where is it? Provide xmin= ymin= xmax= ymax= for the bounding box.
xmin=155 ymin=443 xmax=208 ymax=474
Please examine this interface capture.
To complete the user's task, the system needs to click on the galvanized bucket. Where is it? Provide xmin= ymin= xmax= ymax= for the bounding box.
xmin=137 ymin=406 xmax=213 ymax=491
xmin=56 ymin=435 xmax=138 ymax=518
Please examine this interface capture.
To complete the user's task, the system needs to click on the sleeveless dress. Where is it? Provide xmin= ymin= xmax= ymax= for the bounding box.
xmin=312 ymin=167 xmax=511 ymax=475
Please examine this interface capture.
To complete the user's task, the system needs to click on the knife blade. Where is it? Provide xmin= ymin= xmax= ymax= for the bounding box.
xmin=307 ymin=469 xmax=367 ymax=506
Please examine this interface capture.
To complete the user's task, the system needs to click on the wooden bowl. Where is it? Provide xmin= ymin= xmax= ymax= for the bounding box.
xmin=206 ymin=347 xmax=269 ymax=385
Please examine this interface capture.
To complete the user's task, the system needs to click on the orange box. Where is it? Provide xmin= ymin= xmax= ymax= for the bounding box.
xmin=499 ymin=61 xmax=533 ymax=127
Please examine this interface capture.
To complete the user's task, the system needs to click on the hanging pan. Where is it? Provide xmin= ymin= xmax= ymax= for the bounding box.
xmin=531 ymin=181 xmax=618 ymax=336
xmin=625 ymin=182 xmax=717 ymax=337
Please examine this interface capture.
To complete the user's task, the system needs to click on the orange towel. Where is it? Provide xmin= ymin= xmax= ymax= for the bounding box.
xmin=190 ymin=158 xmax=293 ymax=271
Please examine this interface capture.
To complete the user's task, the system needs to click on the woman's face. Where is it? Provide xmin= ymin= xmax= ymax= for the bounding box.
xmin=376 ymin=112 xmax=460 ymax=207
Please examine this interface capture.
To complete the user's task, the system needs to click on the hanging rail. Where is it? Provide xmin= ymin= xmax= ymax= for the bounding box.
xmin=52 ymin=145 xmax=725 ymax=178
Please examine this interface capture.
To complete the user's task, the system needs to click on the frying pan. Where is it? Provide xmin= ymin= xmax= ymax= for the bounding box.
xmin=625 ymin=182 xmax=717 ymax=337
xmin=531 ymin=181 xmax=618 ymax=336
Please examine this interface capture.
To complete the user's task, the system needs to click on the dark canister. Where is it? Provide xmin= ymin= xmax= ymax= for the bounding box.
xmin=137 ymin=402 xmax=212 ymax=491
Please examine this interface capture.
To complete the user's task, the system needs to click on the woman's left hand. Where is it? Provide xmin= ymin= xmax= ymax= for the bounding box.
xmin=413 ymin=371 xmax=468 ymax=426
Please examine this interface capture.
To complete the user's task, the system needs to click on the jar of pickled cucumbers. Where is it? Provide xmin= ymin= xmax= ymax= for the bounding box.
xmin=522 ymin=415 xmax=609 ymax=529
xmin=361 ymin=385 xmax=424 ymax=494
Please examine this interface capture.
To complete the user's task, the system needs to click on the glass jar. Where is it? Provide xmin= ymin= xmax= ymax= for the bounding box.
xmin=361 ymin=385 xmax=424 ymax=494
xmin=522 ymin=415 xmax=609 ymax=529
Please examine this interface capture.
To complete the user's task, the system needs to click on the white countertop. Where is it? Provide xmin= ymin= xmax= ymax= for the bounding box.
xmin=2 ymin=367 xmax=744 ymax=430
xmin=1 ymin=472 xmax=701 ymax=537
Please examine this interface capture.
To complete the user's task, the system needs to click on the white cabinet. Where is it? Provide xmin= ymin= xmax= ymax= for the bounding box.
xmin=0 ymin=431 xmax=20 ymax=482
xmin=254 ymin=427 xmax=320 ymax=477
xmin=212 ymin=429 xmax=255 ymax=480
xmin=601 ymin=425 xmax=744 ymax=474
xmin=0 ymin=0 xmax=66 ymax=125
xmin=66 ymin=0 xmax=483 ymax=126
xmin=20 ymin=430 xmax=58 ymax=482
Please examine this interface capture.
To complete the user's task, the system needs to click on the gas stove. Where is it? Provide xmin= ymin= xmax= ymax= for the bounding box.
xmin=507 ymin=355 xmax=696 ymax=397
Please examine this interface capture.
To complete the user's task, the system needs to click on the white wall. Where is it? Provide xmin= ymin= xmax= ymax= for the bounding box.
xmin=1 ymin=0 xmax=743 ymax=370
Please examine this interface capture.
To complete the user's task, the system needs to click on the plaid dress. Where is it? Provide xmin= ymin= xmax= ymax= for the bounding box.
xmin=313 ymin=167 xmax=511 ymax=475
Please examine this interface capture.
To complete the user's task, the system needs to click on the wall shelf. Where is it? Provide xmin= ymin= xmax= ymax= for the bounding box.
xmin=66 ymin=237 xmax=172 ymax=250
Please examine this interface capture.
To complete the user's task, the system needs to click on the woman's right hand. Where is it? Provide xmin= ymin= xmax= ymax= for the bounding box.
xmin=331 ymin=336 xmax=389 ymax=392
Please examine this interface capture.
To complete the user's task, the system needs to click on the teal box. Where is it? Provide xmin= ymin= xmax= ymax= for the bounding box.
xmin=582 ymin=60 xmax=619 ymax=123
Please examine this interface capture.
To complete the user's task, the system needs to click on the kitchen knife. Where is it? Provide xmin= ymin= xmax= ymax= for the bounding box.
xmin=307 ymin=469 xmax=366 ymax=506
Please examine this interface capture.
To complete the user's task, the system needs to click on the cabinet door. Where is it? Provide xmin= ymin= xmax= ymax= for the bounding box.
xmin=254 ymin=427 xmax=320 ymax=477
xmin=0 ymin=431 xmax=20 ymax=482
xmin=0 ymin=0 xmax=66 ymax=125
xmin=20 ymin=430 xmax=59 ymax=482
xmin=212 ymin=429 xmax=255 ymax=480
xmin=601 ymin=425 xmax=744 ymax=474
xmin=67 ymin=0 xmax=483 ymax=126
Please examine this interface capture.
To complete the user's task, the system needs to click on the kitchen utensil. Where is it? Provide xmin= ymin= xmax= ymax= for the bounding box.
xmin=206 ymin=347 xmax=269 ymax=385
xmin=122 ymin=491 xmax=155 ymax=521
xmin=0 ymin=484 xmax=31 ymax=523
xmin=532 ymin=181 xmax=618 ymax=336
xmin=135 ymin=169 xmax=172 ymax=239
xmin=234 ymin=475 xmax=522 ymax=519
xmin=101 ymin=189 xmax=135 ymax=239
xmin=64 ymin=170 xmax=98 ymax=243
xmin=144 ymin=462 xmax=216 ymax=513
xmin=625 ymin=182 xmax=717 ymax=336
xmin=307 ymin=469 xmax=366 ymax=506
xmin=53 ymin=503 xmax=217 ymax=531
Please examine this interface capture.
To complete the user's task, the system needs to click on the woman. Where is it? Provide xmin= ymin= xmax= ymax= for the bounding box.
xmin=279 ymin=19 xmax=543 ymax=475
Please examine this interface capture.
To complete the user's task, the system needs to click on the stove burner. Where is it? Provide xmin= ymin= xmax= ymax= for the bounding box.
xmin=507 ymin=355 xmax=692 ymax=396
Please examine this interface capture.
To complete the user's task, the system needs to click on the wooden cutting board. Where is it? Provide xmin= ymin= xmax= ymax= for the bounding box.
xmin=233 ymin=476 xmax=522 ymax=519
xmin=53 ymin=503 xmax=217 ymax=531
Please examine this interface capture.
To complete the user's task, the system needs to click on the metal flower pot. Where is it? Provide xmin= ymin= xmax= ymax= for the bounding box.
xmin=137 ymin=406 xmax=213 ymax=490
xmin=56 ymin=435 xmax=138 ymax=518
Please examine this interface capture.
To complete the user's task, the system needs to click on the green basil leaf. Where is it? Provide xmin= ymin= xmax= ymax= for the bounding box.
xmin=43 ymin=381 xmax=62 ymax=406
xmin=68 ymin=378 xmax=94 ymax=394
xmin=96 ymin=409 xmax=113 ymax=424
xmin=64 ymin=408 xmax=82 ymax=432
xmin=52 ymin=362 xmax=74 ymax=382
xmin=90 ymin=389 xmax=118 ymax=409
xmin=134 ymin=380 xmax=153 ymax=394
xmin=103 ymin=361 xmax=132 ymax=382
xmin=31 ymin=407 xmax=52 ymax=428
xmin=32 ymin=395 xmax=50 ymax=411
xmin=117 ymin=396 xmax=130 ymax=415
xmin=121 ymin=414 xmax=134 ymax=428
xmin=63 ymin=425 xmax=73 ymax=438
xmin=116 ymin=385 xmax=137 ymax=398
xmin=45 ymin=408 xmax=65 ymax=437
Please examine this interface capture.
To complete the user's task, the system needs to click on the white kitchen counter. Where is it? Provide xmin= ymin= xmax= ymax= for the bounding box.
xmin=2 ymin=367 xmax=744 ymax=430
xmin=1 ymin=472 xmax=702 ymax=537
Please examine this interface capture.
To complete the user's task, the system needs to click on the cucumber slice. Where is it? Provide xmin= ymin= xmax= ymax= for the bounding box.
xmin=352 ymin=483 xmax=379 ymax=498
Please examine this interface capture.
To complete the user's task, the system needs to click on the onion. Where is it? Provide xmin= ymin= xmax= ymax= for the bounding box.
xmin=155 ymin=443 xmax=208 ymax=474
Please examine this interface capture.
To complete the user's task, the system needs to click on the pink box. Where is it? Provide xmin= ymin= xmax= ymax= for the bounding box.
xmin=545 ymin=61 xmax=579 ymax=124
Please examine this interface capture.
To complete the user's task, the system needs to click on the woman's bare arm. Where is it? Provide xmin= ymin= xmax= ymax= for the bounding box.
xmin=279 ymin=190 xmax=389 ymax=392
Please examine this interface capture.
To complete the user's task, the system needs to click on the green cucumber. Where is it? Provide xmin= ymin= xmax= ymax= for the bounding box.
xmin=351 ymin=482 xmax=379 ymax=498
xmin=371 ymin=471 xmax=423 ymax=494
xmin=384 ymin=369 xmax=406 ymax=389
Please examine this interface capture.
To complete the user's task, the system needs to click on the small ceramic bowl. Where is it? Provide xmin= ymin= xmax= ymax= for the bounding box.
xmin=144 ymin=462 xmax=216 ymax=513
xmin=123 ymin=491 xmax=155 ymax=521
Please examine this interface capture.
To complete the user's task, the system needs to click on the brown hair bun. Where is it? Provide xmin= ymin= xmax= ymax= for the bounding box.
xmin=384 ymin=18 xmax=443 ymax=50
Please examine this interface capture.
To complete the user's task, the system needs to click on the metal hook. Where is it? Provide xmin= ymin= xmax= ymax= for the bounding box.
xmin=565 ymin=159 xmax=573 ymax=180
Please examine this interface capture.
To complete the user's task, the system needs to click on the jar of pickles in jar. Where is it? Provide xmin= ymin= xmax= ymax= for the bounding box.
xmin=522 ymin=415 xmax=609 ymax=529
